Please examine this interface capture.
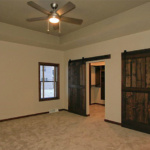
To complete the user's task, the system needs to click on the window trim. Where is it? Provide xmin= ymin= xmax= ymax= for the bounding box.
xmin=39 ymin=62 xmax=60 ymax=101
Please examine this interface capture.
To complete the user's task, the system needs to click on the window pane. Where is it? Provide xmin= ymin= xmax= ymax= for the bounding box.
xmin=41 ymin=82 xmax=44 ymax=98
xmin=44 ymin=66 xmax=54 ymax=81
xmin=40 ymin=65 xmax=43 ymax=81
xmin=54 ymin=82 xmax=57 ymax=97
xmin=44 ymin=82 xmax=54 ymax=98
xmin=55 ymin=67 xmax=58 ymax=81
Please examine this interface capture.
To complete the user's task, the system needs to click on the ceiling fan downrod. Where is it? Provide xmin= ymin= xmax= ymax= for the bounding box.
xmin=47 ymin=21 xmax=50 ymax=32
xmin=59 ymin=21 xmax=61 ymax=34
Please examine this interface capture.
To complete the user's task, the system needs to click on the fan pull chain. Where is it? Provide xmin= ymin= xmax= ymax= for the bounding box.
xmin=59 ymin=21 xmax=61 ymax=33
xmin=47 ymin=21 xmax=50 ymax=32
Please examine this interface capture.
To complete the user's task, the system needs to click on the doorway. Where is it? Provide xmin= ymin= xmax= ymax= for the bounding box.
xmin=90 ymin=62 xmax=105 ymax=105
xmin=86 ymin=61 xmax=105 ymax=116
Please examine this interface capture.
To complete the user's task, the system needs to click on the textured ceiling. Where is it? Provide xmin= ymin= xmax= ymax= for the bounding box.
xmin=0 ymin=0 xmax=149 ymax=36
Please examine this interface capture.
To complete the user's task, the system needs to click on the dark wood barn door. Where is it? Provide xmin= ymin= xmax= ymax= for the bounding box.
xmin=122 ymin=49 xmax=150 ymax=133
xmin=68 ymin=60 xmax=86 ymax=116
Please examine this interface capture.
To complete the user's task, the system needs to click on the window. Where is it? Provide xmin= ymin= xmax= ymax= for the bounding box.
xmin=39 ymin=62 xmax=59 ymax=101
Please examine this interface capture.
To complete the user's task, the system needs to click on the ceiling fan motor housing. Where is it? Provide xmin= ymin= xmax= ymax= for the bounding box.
xmin=51 ymin=3 xmax=58 ymax=10
xmin=50 ymin=12 xmax=60 ymax=19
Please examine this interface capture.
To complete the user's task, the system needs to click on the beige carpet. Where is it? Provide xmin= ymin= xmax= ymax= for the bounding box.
xmin=0 ymin=105 xmax=150 ymax=150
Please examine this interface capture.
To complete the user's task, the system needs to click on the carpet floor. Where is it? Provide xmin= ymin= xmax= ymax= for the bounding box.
xmin=0 ymin=105 xmax=150 ymax=150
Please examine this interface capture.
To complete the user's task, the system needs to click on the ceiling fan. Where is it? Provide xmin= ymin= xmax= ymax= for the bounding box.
xmin=27 ymin=1 xmax=83 ymax=32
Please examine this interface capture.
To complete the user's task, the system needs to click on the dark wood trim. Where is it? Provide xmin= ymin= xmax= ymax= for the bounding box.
xmin=122 ymin=123 xmax=150 ymax=134
xmin=121 ymin=52 xmax=124 ymax=125
xmin=89 ymin=63 xmax=91 ymax=105
xmin=122 ymin=48 xmax=150 ymax=59
xmin=0 ymin=111 xmax=49 ymax=122
xmin=38 ymin=62 xmax=59 ymax=66
xmin=59 ymin=109 xmax=68 ymax=111
xmin=39 ymin=62 xmax=40 ymax=101
xmin=39 ymin=97 xmax=60 ymax=102
xmin=122 ymin=87 xmax=150 ymax=92
xmin=38 ymin=62 xmax=60 ymax=101
xmin=0 ymin=109 xmax=69 ymax=122
xmin=90 ymin=103 xmax=105 ymax=106
xmin=104 ymin=119 xmax=121 ymax=125
xmin=57 ymin=64 xmax=60 ymax=100
xmin=68 ymin=110 xmax=88 ymax=117
xmin=86 ymin=55 xmax=111 ymax=62
xmin=69 ymin=54 xmax=111 ymax=63
xmin=122 ymin=48 xmax=150 ymax=55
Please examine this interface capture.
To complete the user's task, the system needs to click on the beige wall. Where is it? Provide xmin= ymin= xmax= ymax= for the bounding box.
xmin=1 ymin=25 xmax=150 ymax=123
xmin=0 ymin=41 xmax=65 ymax=120
xmin=65 ymin=29 xmax=150 ymax=123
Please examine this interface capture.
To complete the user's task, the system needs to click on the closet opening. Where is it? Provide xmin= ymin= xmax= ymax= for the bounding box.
xmin=88 ymin=61 xmax=105 ymax=116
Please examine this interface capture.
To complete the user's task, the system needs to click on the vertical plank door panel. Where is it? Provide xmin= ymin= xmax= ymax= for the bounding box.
xmin=132 ymin=59 xmax=137 ymax=87
xmin=125 ymin=92 xmax=135 ymax=121
xmin=136 ymin=58 xmax=142 ymax=88
xmin=68 ymin=61 xmax=86 ymax=116
xmin=126 ymin=59 xmax=131 ymax=87
xmin=146 ymin=57 xmax=150 ymax=88
xmin=135 ymin=93 xmax=148 ymax=124
xmin=122 ymin=49 xmax=150 ymax=134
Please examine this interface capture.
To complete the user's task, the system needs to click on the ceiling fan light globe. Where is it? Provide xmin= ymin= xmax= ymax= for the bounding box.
xmin=49 ymin=17 xmax=59 ymax=23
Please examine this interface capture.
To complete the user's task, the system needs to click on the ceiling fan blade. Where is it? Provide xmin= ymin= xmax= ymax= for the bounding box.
xmin=27 ymin=16 xmax=49 ymax=22
xmin=52 ymin=23 xmax=59 ymax=30
xmin=57 ymin=2 xmax=75 ymax=16
xmin=61 ymin=16 xmax=83 ymax=25
xmin=27 ymin=1 xmax=51 ymax=15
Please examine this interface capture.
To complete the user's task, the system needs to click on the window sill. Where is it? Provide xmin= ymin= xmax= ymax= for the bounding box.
xmin=39 ymin=97 xmax=59 ymax=102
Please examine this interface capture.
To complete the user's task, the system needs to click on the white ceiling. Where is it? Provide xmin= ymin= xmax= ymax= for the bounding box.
xmin=0 ymin=0 xmax=149 ymax=36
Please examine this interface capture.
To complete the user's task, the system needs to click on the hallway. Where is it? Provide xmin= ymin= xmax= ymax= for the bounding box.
xmin=90 ymin=104 xmax=105 ymax=119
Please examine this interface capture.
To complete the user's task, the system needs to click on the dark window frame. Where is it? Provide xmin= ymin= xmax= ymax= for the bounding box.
xmin=39 ymin=62 xmax=60 ymax=101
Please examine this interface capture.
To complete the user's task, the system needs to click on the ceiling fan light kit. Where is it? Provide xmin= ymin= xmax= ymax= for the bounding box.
xmin=49 ymin=17 xmax=59 ymax=23
xmin=27 ymin=1 xmax=83 ymax=33
xmin=49 ymin=12 xmax=60 ymax=23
